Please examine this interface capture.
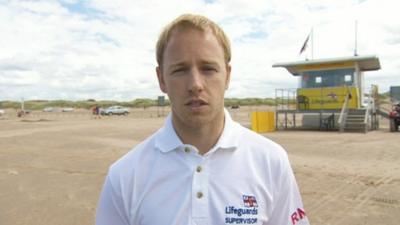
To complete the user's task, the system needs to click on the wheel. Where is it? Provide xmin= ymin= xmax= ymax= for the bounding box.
xmin=390 ymin=119 xmax=396 ymax=132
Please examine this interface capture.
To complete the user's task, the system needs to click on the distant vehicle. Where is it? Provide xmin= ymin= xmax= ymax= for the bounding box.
xmin=17 ymin=109 xmax=31 ymax=117
xmin=43 ymin=107 xmax=54 ymax=112
xmin=101 ymin=106 xmax=129 ymax=116
xmin=0 ymin=109 xmax=5 ymax=116
xmin=62 ymin=107 xmax=74 ymax=112
xmin=389 ymin=103 xmax=400 ymax=132
xmin=362 ymin=97 xmax=374 ymax=107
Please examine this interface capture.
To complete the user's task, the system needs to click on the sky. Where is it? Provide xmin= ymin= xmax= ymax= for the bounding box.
xmin=0 ymin=0 xmax=399 ymax=101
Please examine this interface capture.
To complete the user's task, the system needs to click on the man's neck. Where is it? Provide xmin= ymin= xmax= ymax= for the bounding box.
xmin=172 ymin=112 xmax=225 ymax=155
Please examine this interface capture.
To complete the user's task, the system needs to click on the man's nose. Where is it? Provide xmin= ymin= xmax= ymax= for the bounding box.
xmin=188 ymin=68 xmax=204 ymax=94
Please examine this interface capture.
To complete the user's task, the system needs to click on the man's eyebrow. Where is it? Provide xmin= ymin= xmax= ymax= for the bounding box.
xmin=168 ymin=62 xmax=187 ymax=70
xmin=167 ymin=60 xmax=221 ymax=70
xmin=200 ymin=60 xmax=220 ymax=67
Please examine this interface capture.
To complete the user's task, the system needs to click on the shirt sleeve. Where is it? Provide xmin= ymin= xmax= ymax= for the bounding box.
xmin=266 ymin=153 xmax=310 ymax=225
xmin=96 ymin=174 xmax=130 ymax=225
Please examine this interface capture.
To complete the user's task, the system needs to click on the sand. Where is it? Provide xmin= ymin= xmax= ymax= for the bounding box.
xmin=0 ymin=106 xmax=399 ymax=225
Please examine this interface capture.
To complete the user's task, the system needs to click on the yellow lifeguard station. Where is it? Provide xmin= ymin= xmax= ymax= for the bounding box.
xmin=273 ymin=55 xmax=381 ymax=132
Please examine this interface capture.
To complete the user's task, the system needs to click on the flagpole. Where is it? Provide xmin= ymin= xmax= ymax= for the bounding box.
xmin=311 ymin=28 xmax=314 ymax=60
xmin=354 ymin=20 xmax=358 ymax=56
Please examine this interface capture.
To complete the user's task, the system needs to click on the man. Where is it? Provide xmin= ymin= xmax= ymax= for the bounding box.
xmin=96 ymin=14 xmax=309 ymax=225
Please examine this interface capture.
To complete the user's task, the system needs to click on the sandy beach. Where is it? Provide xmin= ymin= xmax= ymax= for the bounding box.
xmin=0 ymin=106 xmax=399 ymax=225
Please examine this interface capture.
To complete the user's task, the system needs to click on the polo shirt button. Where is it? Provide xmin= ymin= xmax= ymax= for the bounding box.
xmin=184 ymin=147 xmax=190 ymax=153
xmin=196 ymin=166 xmax=202 ymax=173
xmin=196 ymin=192 xmax=203 ymax=199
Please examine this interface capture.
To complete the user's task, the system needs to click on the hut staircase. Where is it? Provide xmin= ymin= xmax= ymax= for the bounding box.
xmin=338 ymin=94 xmax=370 ymax=133
xmin=343 ymin=109 xmax=368 ymax=132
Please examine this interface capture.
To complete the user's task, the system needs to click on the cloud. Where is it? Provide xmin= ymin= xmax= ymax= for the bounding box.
xmin=0 ymin=0 xmax=398 ymax=101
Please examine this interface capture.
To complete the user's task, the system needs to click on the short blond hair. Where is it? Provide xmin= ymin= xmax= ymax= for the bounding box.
xmin=156 ymin=14 xmax=231 ymax=67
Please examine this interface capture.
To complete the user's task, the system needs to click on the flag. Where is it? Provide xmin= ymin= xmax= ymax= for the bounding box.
xmin=243 ymin=195 xmax=258 ymax=207
xmin=299 ymin=33 xmax=310 ymax=55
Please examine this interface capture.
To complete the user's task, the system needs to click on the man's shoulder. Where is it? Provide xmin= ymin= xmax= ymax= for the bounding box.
xmin=233 ymin=123 xmax=288 ymax=161
xmin=231 ymin=124 xmax=292 ymax=187
xmin=236 ymin=123 xmax=285 ymax=150
xmin=108 ymin=130 xmax=160 ymax=178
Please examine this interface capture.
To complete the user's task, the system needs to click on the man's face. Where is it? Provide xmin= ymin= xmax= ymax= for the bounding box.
xmin=156 ymin=27 xmax=231 ymax=128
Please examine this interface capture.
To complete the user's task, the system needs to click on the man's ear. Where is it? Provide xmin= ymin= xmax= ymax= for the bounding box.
xmin=225 ymin=64 xmax=231 ymax=90
xmin=156 ymin=66 xmax=167 ymax=93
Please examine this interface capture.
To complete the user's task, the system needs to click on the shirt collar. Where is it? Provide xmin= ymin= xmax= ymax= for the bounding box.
xmin=154 ymin=108 xmax=239 ymax=153
xmin=154 ymin=113 xmax=183 ymax=153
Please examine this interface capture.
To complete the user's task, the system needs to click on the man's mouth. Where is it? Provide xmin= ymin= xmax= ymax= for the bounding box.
xmin=185 ymin=99 xmax=208 ymax=108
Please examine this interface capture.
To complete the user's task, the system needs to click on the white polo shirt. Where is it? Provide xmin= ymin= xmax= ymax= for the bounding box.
xmin=96 ymin=110 xmax=309 ymax=225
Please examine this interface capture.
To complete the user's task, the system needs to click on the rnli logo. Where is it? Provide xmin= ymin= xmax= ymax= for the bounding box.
xmin=291 ymin=208 xmax=306 ymax=225
xmin=327 ymin=92 xmax=338 ymax=100
xmin=224 ymin=195 xmax=258 ymax=224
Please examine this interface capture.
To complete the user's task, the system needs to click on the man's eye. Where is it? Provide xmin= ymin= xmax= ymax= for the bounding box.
xmin=172 ymin=68 xmax=185 ymax=74
xmin=203 ymin=67 xmax=217 ymax=72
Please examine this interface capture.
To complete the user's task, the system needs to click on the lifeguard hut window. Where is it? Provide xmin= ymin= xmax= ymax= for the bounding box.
xmin=301 ymin=68 xmax=355 ymax=88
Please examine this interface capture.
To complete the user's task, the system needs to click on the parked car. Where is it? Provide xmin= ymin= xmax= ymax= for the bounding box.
xmin=43 ymin=107 xmax=54 ymax=112
xmin=101 ymin=106 xmax=129 ymax=116
xmin=62 ymin=107 xmax=74 ymax=112
xmin=0 ymin=109 xmax=5 ymax=116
